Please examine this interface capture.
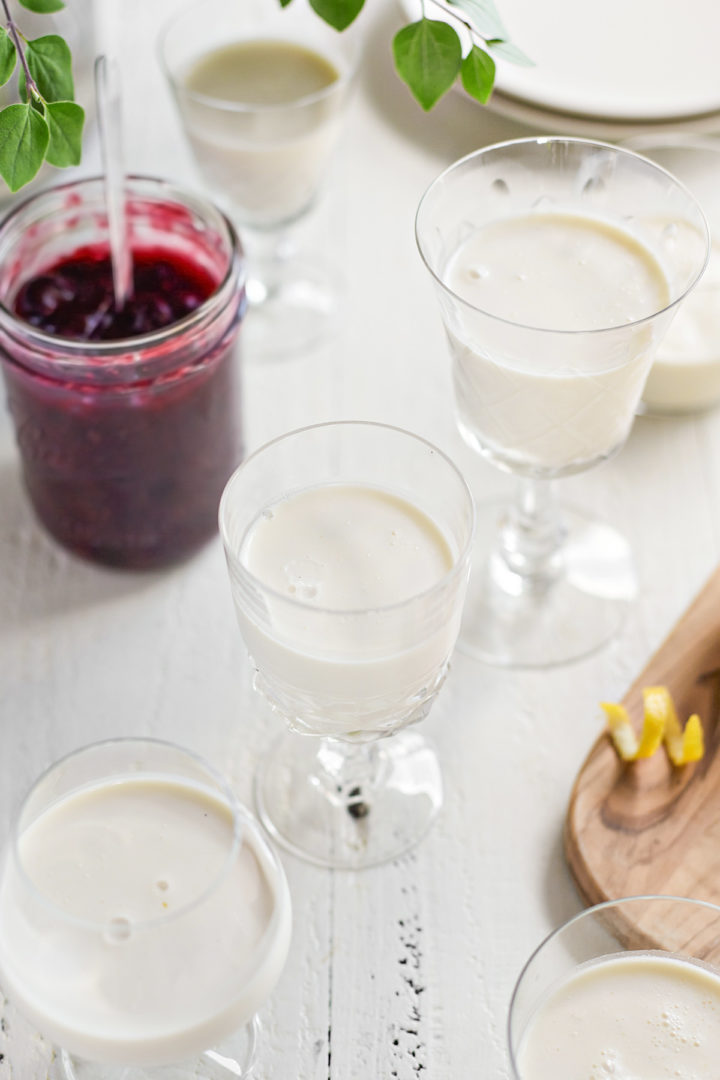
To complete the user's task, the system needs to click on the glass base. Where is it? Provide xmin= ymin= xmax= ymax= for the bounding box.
xmin=60 ymin=1016 xmax=258 ymax=1079
xmin=243 ymin=253 xmax=344 ymax=359
xmin=254 ymin=730 xmax=443 ymax=869
xmin=459 ymin=499 xmax=636 ymax=668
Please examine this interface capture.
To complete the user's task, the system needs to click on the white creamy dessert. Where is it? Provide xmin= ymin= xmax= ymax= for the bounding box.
xmin=180 ymin=38 xmax=347 ymax=225
xmin=619 ymin=140 xmax=720 ymax=414
xmin=0 ymin=777 xmax=291 ymax=1066
xmin=642 ymin=248 xmax=720 ymax=412
xmin=445 ymin=211 xmax=670 ymax=472
xmin=517 ymin=951 xmax=720 ymax=1079
xmin=237 ymin=482 xmax=461 ymax=736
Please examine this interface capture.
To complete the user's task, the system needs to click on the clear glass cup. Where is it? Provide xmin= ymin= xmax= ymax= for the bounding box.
xmin=416 ymin=137 xmax=709 ymax=668
xmin=0 ymin=175 xmax=245 ymax=570
xmin=219 ymin=421 xmax=475 ymax=869
xmin=621 ymin=134 xmax=720 ymax=414
xmin=0 ymin=738 xmax=292 ymax=1080
xmin=159 ymin=0 xmax=359 ymax=358
xmin=509 ymin=895 xmax=720 ymax=1080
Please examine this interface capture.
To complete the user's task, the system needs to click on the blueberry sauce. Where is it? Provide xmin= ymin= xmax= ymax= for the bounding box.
xmin=14 ymin=245 xmax=217 ymax=340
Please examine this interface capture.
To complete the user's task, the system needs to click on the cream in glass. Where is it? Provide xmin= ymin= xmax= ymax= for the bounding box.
xmin=446 ymin=210 xmax=670 ymax=472
xmin=508 ymin=896 xmax=720 ymax=1080
xmin=239 ymin=482 xmax=455 ymax=727
xmin=0 ymin=739 xmax=292 ymax=1079
xmin=220 ymin=422 xmax=474 ymax=870
xmin=517 ymin=952 xmax=720 ymax=1078
xmin=181 ymin=37 xmax=344 ymax=226
xmin=621 ymin=135 xmax=720 ymax=413
xmin=160 ymin=0 xmax=359 ymax=356
xmin=416 ymin=138 xmax=709 ymax=667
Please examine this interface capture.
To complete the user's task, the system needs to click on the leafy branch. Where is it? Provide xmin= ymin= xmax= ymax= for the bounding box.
xmin=0 ymin=0 xmax=524 ymax=193
xmin=291 ymin=0 xmax=533 ymax=110
xmin=0 ymin=0 xmax=83 ymax=192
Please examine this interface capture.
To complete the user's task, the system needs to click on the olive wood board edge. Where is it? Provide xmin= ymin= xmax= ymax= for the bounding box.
xmin=564 ymin=564 xmax=720 ymax=954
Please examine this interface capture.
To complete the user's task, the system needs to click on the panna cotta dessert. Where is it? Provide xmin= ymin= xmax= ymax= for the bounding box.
xmin=445 ymin=211 xmax=671 ymax=472
xmin=515 ymin=951 xmax=720 ymax=1079
xmin=174 ymin=36 xmax=351 ymax=226
xmin=0 ymin=764 xmax=291 ymax=1066
xmin=234 ymin=482 xmax=461 ymax=736
xmin=620 ymin=138 xmax=720 ymax=414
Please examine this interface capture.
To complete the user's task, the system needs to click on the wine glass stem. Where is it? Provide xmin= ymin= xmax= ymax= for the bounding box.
xmin=495 ymin=476 xmax=567 ymax=590
xmin=315 ymin=737 xmax=382 ymax=819
xmin=244 ymin=226 xmax=295 ymax=306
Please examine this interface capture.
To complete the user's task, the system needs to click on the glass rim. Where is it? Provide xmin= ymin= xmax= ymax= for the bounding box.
xmin=415 ymin=135 xmax=711 ymax=338
xmin=219 ymin=419 xmax=476 ymax=619
xmin=0 ymin=173 xmax=245 ymax=358
xmin=506 ymin=892 xmax=720 ymax=1080
xmin=619 ymin=132 xmax=720 ymax=156
xmin=8 ymin=736 xmax=249 ymax=936
xmin=158 ymin=0 xmax=361 ymax=116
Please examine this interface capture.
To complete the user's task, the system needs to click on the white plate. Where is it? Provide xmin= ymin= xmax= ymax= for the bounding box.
xmin=486 ymin=88 xmax=720 ymax=140
xmin=400 ymin=0 xmax=720 ymax=123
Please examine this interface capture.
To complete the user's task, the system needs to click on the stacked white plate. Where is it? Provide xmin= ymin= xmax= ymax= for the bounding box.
xmin=401 ymin=0 xmax=720 ymax=138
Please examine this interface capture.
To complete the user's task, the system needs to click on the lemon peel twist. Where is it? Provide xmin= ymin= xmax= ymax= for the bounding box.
xmin=601 ymin=686 xmax=704 ymax=766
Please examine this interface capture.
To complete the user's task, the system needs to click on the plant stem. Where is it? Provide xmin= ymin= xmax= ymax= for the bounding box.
xmin=425 ymin=0 xmax=496 ymax=45
xmin=1 ymin=0 xmax=41 ymax=102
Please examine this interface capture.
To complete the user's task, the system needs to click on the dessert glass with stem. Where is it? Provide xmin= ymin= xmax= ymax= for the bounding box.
xmin=219 ymin=421 xmax=475 ymax=870
xmin=0 ymin=738 xmax=291 ymax=1080
xmin=509 ymin=895 xmax=720 ymax=1079
xmin=159 ymin=0 xmax=359 ymax=357
xmin=416 ymin=137 xmax=709 ymax=668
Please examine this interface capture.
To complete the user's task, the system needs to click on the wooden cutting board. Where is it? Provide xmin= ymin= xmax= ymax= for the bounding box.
xmin=565 ymin=564 xmax=720 ymax=954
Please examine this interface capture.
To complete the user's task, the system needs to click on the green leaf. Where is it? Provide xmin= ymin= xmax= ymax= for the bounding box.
xmin=485 ymin=37 xmax=534 ymax=66
xmin=44 ymin=99 xmax=83 ymax=166
xmin=461 ymin=44 xmax=495 ymax=103
xmin=393 ymin=19 xmax=462 ymax=110
xmin=277 ymin=0 xmax=293 ymax=7
xmin=18 ymin=0 xmax=65 ymax=11
xmin=25 ymin=35 xmax=75 ymax=102
xmin=309 ymin=0 xmax=364 ymax=31
xmin=0 ymin=103 xmax=49 ymax=191
xmin=0 ymin=28 xmax=16 ymax=88
xmin=447 ymin=0 xmax=507 ymax=41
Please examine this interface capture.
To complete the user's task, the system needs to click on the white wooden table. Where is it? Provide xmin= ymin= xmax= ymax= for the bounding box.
xmin=2 ymin=1 xmax=720 ymax=1076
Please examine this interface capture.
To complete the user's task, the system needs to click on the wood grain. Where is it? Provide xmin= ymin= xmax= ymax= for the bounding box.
xmin=565 ymin=563 xmax=720 ymax=957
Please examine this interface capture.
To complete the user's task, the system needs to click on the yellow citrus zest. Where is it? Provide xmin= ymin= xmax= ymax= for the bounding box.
xmin=602 ymin=685 xmax=704 ymax=766
xmin=601 ymin=700 xmax=664 ymax=761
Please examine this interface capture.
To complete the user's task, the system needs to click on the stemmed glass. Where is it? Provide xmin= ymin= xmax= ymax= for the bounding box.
xmin=219 ymin=421 xmax=475 ymax=870
xmin=159 ymin=0 xmax=359 ymax=356
xmin=0 ymin=739 xmax=292 ymax=1080
xmin=509 ymin=895 xmax=720 ymax=1078
xmin=416 ymin=137 xmax=709 ymax=667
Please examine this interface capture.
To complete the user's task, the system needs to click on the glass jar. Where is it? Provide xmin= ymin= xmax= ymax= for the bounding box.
xmin=0 ymin=175 xmax=245 ymax=569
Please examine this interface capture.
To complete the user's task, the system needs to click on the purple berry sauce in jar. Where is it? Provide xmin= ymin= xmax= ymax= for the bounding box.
xmin=0 ymin=176 xmax=245 ymax=569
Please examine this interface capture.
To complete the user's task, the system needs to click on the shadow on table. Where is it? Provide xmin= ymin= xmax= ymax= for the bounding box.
xmin=0 ymin=461 xmax=164 ymax=630
xmin=357 ymin=4 xmax=533 ymax=164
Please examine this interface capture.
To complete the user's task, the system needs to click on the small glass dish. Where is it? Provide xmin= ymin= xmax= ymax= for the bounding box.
xmin=622 ymin=134 xmax=720 ymax=415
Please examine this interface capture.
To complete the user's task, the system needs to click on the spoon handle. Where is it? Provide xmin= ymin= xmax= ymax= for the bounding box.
xmin=95 ymin=54 xmax=133 ymax=311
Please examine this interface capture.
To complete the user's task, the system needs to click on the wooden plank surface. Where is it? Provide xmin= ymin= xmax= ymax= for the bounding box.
xmin=3 ymin=2 xmax=720 ymax=1079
